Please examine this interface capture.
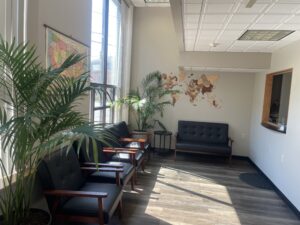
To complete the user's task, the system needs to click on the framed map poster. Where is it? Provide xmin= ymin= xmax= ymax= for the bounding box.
xmin=45 ymin=25 xmax=89 ymax=78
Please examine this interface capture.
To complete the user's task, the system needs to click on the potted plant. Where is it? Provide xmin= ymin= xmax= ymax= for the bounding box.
xmin=0 ymin=38 xmax=111 ymax=225
xmin=113 ymin=71 xmax=176 ymax=141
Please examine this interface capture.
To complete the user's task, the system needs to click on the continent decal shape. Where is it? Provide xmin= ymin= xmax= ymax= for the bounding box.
xmin=161 ymin=68 xmax=221 ymax=108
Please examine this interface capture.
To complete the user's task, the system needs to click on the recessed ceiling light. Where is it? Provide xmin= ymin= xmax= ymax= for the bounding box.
xmin=238 ymin=30 xmax=295 ymax=41
xmin=144 ymin=0 xmax=169 ymax=3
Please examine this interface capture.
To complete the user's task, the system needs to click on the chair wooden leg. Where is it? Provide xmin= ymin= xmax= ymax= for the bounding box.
xmin=97 ymin=198 xmax=104 ymax=225
xmin=141 ymin=159 xmax=145 ymax=172
xmin=118 ymin=200 xmax=123 ymax=219
xmin=130 ymin=176 xmax=135 ymax=190
xmin=134 ymin=170 xmax=138 ymax=185
xmin=174 ymin=150 xmax=177 ymax=161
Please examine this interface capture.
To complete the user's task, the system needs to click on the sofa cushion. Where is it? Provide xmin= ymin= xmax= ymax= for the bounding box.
xmin=88 ymin=162 xmax=134 ymax=185
xmin=177 ymin=121 xmax=229 ymax=145
xmin=59 ymin=182 xmax=122 ymax=224
xmin=176 ymin=141 xmax=231 ymax=155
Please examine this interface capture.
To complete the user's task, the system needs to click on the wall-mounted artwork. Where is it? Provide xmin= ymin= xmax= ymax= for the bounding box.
xmin=162 ymin=68 xmax=221 ymax=108
xmin=45 ymin=25 xmax=89 ymax=77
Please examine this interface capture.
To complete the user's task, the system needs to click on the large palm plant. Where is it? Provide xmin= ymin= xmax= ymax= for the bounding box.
xmin=114 ymin=71 xmax=175 ymax=131
xmin=0 ymin=38 xmax=111 ymax=225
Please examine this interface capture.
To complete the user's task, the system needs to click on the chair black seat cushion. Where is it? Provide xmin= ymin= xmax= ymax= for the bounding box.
xmin=176 ymin=142 xmax=231 ymax=155
xmin=59 ymin=182 xmax=122 ymax=223
xmin=88 ymin=162 xmax=134 ymax=185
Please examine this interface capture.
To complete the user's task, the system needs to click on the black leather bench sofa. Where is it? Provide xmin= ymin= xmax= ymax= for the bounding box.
xmin=175 ymin=121 xmax=233 ymax=161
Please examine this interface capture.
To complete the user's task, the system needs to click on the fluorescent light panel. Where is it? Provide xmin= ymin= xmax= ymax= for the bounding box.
xmin=144 ymin=0 xmax=169 ymax=3
xmin=238 ymin=30 xmax=295 ymax=41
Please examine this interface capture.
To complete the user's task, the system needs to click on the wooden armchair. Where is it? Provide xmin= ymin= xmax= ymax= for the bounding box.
xmin=38 ymin=147 xmax=123 ymax=225
xmin=76 ymin=139 xmax=136 ymax=190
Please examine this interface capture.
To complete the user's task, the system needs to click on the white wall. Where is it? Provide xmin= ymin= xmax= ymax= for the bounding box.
xmin=131 ymin=7 xmax=255 ymax=156
xmin=28 ymin=0 xmax=92 ymax=119
xmin=250 ymin=39 xmax=300 ymax=210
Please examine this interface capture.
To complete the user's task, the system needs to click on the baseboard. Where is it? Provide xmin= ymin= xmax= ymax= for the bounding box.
xmin=244 ymin=157 xmax=300 ymax=219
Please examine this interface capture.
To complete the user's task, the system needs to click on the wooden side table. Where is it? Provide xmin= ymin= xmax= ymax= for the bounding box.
xmin=153 ymin=130 xmax=172 ymax=154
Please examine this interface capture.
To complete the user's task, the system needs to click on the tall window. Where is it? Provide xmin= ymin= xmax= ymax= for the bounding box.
xmin=90 ymin=0 xmax=122 ymax=124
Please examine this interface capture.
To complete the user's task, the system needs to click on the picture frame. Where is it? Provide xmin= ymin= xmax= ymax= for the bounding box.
xmin=45 ymin=25 xmax=89 ymax=78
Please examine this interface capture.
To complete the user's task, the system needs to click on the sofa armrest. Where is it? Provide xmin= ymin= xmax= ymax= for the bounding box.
xmin=44 ymin=190 xmax=108 ymax=198
xmin=82 ymin=162 xmax=123 ymax=168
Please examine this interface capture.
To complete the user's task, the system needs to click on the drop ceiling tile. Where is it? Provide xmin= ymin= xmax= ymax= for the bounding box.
xmin=205 ymin=3 xmax=234 ymax=13
xmin=226 ymin=23 xmax=249 ymax=30
xmin=184 ymin=14 xmax=200 ymax=23
xmin=236 ymin=3 xmax=268 ymax=13
xmin=184 ymin=4 xmax=202 ymax=14
xmin=277 ymin=23 xmax=300 ymax=30
xmin=250 ymin=23 xmax=277 ymax=29
xmin=219 ymin=30 xmax=244 ymax=38
xmin=207 ymin=0 xmax=236 ymax=3
xmin=185 ymin=23 xmax=199 ymax=29
xmin=203 ymin=14 xmax=228 ymax=23
xmin=286 ymin=15 xmax=300 ymax=24
xmin=195 ymin=45 xmax=210 ymax=51
xmin=185 ymin=29 xmax=198 ymax=37
xmin=199 ymin=30 xmax=220 ymax=37
xmin=184 ymin=0 xmax=203 ymax=3
xmin=267 ymin=3 xmax=300 ymax=14
xmin=258 ymin=15 xmax=290 ymax=24
xmin=230 ymin=14 xmax=258 ymax=24
xmin=201 ymin=23 xmax=225 ymax=29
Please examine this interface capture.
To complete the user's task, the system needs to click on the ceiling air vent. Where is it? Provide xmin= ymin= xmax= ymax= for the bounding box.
xmin=238 ymin=30 xmax=295 ymax=41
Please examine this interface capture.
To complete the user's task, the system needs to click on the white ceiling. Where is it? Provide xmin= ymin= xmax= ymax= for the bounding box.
xmin=131 ymin=0 xmax=170 ymax=7
xmin=183 ymin=0 xmax=300 ymax=52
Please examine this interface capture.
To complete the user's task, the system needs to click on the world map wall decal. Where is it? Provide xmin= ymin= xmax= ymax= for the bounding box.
xmin=162 ymin=67 xmax=222 ymax=109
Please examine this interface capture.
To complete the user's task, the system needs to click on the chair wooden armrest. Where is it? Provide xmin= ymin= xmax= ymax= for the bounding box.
xmin=82 ymin=162 xmax=123 ymax=168
xmin=80 ymin=167 xmax=124 ymax=173
xmin=103 ymin=147 xmax=139 ymax=153
xmin=119 ymin=137 xmax=146 ymax=143
xmin=44 ymin=190 xmax=108 ymax=198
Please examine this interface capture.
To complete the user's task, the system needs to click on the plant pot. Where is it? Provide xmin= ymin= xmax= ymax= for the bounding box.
xmin=132 ymin=130 xmax=152 ymax=143
xmin=0 ymin=208 xmax=52 ymax=225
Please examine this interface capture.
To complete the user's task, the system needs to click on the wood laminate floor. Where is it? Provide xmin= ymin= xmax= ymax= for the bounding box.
xmin=58 ymin=153 xmax=300 ymax=225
